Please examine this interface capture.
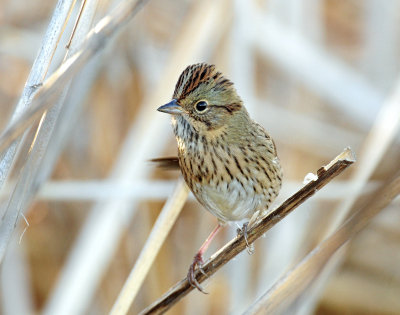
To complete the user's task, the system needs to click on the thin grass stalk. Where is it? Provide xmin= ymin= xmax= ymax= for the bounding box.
xmin=42 ymin=1 xmax=229 ymax=314
xmin=243 ymin=171 xmax=400 ymax=315
xmin=139 ymin=148 xmax=355 ymax=315
xmin=0 ymin=0 xmax=74 ymax=189
xmin=325 ymin=78 xmax=400 ymax=237
xmin=0 ymin=0 xmax=150 ymax=155
xmin=33 ymin=8 xmax=105 ymax=192
xmin=0 ymin=0 xmax=100 ymax=264
xmin=289 ymin=76 xmax=400 ymax=314
xmin=110 ymin=179 xmax=189 ymax=315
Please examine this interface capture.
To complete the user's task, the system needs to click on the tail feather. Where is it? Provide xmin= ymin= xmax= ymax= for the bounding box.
xmin=150 ymin=157 xmax=180 ymax=170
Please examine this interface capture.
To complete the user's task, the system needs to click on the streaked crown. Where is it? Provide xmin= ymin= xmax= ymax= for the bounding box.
xmin=173 ymin=63 xmax=237 ymax=103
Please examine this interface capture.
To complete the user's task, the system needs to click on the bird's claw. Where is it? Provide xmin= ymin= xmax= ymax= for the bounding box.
xmin=187 ymin=253 xmax=208 ymax=294
xmin=237 ymin=222 xmax=255 ymax=255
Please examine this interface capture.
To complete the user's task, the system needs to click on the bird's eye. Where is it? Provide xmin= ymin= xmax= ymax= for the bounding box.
xmin=195 ymin=100 xmax=208 ymax=113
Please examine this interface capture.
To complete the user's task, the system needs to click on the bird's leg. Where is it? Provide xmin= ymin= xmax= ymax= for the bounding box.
xmin=188 ymin=223 xmax=222 ymax=293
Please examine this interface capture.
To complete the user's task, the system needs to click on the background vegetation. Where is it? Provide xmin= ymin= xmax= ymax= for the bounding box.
xmin=0 ymin=0 xmax=400 ymax=314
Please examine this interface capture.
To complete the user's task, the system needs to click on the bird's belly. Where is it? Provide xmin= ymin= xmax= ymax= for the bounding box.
xmin=194 ymin=180 xmax=261 ymax=222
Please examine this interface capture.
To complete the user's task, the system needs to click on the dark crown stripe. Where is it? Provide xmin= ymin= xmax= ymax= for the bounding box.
xmin=182 ymin=64 xmax=215 ymax=98
xmin=174 ymin=63 xmax=222 ymax=99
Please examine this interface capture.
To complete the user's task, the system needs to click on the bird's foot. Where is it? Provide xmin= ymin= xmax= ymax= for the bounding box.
xmin=187 ymin=252 xmax=208 ymax=294
xmin=237 ymin=222 xmax=255 ymax=255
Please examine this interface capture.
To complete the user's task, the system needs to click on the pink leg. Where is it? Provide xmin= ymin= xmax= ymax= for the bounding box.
xmin=198 ymin=224 xmax=221 ymax=257
xmin=188 ymin=223 xmax=222 ymax=293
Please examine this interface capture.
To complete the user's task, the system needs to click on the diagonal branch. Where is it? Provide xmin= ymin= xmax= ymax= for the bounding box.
xmin=140 ymin=148 xmax=356 ymax=315
xmin=243 ymin=169 xmax=400 ymax=315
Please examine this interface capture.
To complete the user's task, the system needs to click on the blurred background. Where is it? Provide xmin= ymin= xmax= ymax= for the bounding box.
xmin=0 ymin=0 xmax=400 ymax=314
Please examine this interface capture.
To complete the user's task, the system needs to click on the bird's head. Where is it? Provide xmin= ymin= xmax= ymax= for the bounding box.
xmin=157 ymin=63 xmax=247 ymax=133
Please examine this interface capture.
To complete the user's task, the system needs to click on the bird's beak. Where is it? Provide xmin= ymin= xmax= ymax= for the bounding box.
xmin=157 ymin=99 xmax=183 ymax=115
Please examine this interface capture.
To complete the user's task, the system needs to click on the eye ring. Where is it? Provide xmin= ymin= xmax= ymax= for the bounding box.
xmin=195 ymin=100 xmax=208 ymax=113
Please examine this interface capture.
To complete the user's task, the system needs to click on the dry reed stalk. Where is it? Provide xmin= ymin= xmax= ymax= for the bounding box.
xmin=0 ymin=0 xmax=103 ymax=265
xmin=243 ymin=170 xmax=400 ymax=314
xmin=0 ymin=0 xmax=74 ymax=188
xmin=283 ymin=75 xmax=400 ymax=315
xmin=0 ymin=0 xmax=150 ymax=154
xmin=110 ymin=179 xmax=189 ymax=315
xmin=325 ymin=79 xmax=400 ymax=236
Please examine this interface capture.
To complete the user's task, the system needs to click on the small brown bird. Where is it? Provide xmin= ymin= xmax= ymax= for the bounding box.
xmin=157 ymin=63 xmax=282 ymax=292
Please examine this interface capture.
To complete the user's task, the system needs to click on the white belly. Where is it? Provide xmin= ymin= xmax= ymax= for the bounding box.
xmin=194 ymin=179 xmax=262 ymax=222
